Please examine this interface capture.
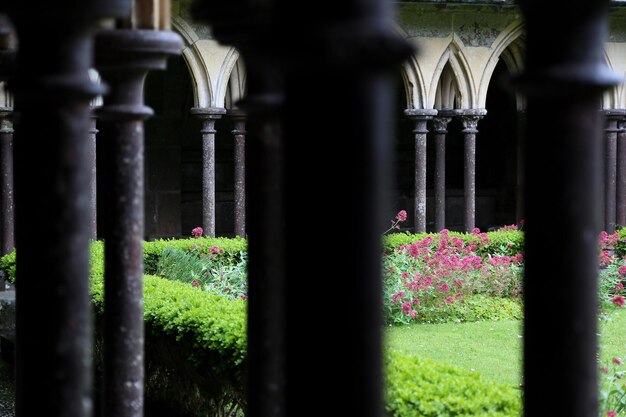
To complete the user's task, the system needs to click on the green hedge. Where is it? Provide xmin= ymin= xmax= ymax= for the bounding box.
xmin=144 ymin=236 xmax=247 ymax=274
xmin=383 ymin=230 xmax=524 ymax=257
xmin=87 ymin=241 xmax=247 ymax=416
xmin=385 ymin=350 xmax=522 ymax=417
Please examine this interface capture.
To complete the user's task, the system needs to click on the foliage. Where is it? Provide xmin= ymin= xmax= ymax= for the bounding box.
xmin=144 ymin=236 xmax=247 ymax=274
xmin=156 ymin=246 xmax=248 ymax=300
xmin=0 ymin=249 xmax=15 ymax=283
xmin=599 ymin=356 xmax=626 ymax=417
xmin=385 ymin=350 xmax=522 ymax=417
xmin=383 ymin=229 xmax=523 ymax=325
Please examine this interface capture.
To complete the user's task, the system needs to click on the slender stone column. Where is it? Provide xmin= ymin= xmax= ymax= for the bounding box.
xmin=190 ymin=107 xmax=226 ymax=237
xmin=95 ymin=29 xmax=182 ymax=417
xmin=516 ymin=1 xmax=619 ymax=417
xmin=229 ymin=109 xmax=247 ymax=237
xmin=617 ymin=116 xmax=626 ymax=228
xmin=604 ymin=110 xmax=625 ymax=233
xmin=516 ymin=110 xmax=527 ymax=223
xmin=459 ymin=109 xmax=486 ymax=232
xmin=432 ymin=110 xmax=455 ymax=232
xmin=88 ymin=115 xmax=98 ymax=240
xmin=0 ymin=107 xmax=13 ymax=259
xmin=405 ymin=109 xmax=436 ymax=233
xmin=7 ymin=2 xmax=131 ymax=416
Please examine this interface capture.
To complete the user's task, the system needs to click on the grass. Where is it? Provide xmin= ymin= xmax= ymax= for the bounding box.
xmin=384 ymin=307 xmax=626 ymax=389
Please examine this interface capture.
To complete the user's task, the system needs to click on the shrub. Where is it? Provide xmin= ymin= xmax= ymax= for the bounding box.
xmin=156 ymin=247 xmax=248 ymax=300
xmin=383 ymin=229 xmax=523 ymax=325
xmin=385 ymin=350 xmax=522 ymax=417
xmin=144 ymin=236 xmax=246 ymax=275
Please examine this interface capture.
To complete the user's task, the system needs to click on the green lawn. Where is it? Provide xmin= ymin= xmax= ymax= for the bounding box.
xmin=384 ymin=308 xmax=626 ymax=389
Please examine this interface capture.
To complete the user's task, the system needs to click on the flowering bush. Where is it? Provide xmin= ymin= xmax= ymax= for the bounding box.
xmin=598 ymin=231 xmax=626 ymax=311
xmin=383 ymin=228 xmax=523 ymax=325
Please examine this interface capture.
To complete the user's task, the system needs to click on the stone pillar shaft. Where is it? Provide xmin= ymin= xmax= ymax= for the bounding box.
xmin=432 ymin=112 xmax=453 ymax=232
xmin=191 ymin=107 xmax=226 ymax=237
xmin=95 ymin=28 xmax=182 ymax=417
xmin=0 ymin=108 xmax=13 ymax=259
xmin=232 ymin=114 xmax=246 ymax=237
xmin=617 ymin=118 xmax=626 ymax=227
xmin=405 ymin=109 xmax=436 ymax=233
xmin=460 ymin=110 xmax=486 ymax=232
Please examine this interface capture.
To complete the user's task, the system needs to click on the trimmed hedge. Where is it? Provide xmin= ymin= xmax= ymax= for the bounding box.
xmin=385 ymin=350 xmax=522 ymax=417
xmin=144 ymin=236 xmax=247 ymax=274
xmin=383 ymin=230 xmax=524 ymax=257
xmin=87 ymin=241 xmax=247 ymax=416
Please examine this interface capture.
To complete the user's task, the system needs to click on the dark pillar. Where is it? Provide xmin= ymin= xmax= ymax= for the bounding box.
xmin=230 ymin=109 xmax=246 ymax=237
xmin=432 ymin=110 xmax=454 ymax=232
xmin=190 ymin=107 xmax=226 ymax=237
xmin=190 ymin=5 xmax=288 ymax=415
xmin=617 ymin=116 xmax=626 ymax=228
xmin=515 ymin=1 xmax=619 ymax=416
xmin=95 ymin=29 xmax=182 ymax=417
xmin=604 ymin=110 xmax=624 ymax=233
xmin=0 ymin=107 xmax=13 ymax=259
xmin=193 ymin=1 xmax=412 ymax=416
xmin=7 ymin=2 xmax=131 ymax=416
xmin=405 ymin=109 xmax=436 ymax=233
xmin=459 ymin=109 xmax=486 ymax=232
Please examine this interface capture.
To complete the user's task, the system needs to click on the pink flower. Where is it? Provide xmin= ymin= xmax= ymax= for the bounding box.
xmin=614 ymin=282 xmax=624 ymax=293
xmin=444 ymin=296 xmax=455 ymax=304
xmin=439 ymin=283 xmax=450 ymax=293
xmin=401 ymin=301 xmax=412 ymax=314
xmin=191 ymin=226 xmax=203 ymax=238
xmin=392 ymin=291 xmax=405 ymax=304
xmin=192 ymin=281 xmax=200 ymax=287
xmin=606 ymin=411 xmax=617 ymax=417
xmin=396 ymin=210 xmax=408 ymax=222
xmin=409 ymin=310 xmax=418 ymax=318
xmin=612 ymin=295 xmax=625 ymax=307
xmin=613 ymin=357 xmax=623 ymax=365
xmin=471 ymin=228 xmax=481 ymax=235
xmin=455 ymin=293 xmax=463 ymax=301
xmin=619 ymin=265 xmax=626 ymax=276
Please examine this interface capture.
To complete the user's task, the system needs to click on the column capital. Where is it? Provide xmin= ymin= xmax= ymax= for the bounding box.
xmin=432 ymin=111 xmax=456 ymax=134
xmin=459 ymin=109 xmax=487 ymax=133
xmin=404 ymin=108 xmax=437 ymax=120
xmin=191 ymin=106 xmax=227 ymax=119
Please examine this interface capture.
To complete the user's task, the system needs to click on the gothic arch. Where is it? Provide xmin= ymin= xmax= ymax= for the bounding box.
xmin=225 ymin=57 xmax=247 ymax=109
xmin=172 ymin=16 xmax=212 ymax=108
xmin=479 ymin=20 xmax=525 ymax=110
xmin=214 ymin=47 xmax=242 ymax=109
xmin=430 ymin=39 xmax=474 ymax=109
xmin=602 ymin=50 xmax=623 ymax=109
xmin=401 ymin=55 xmax=427 ymax=109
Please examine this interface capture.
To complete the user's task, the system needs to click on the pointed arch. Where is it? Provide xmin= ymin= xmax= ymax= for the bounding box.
xmin=602 ymin=50 xmax=624 ymax=109
xmin=479 ymin=20 xmax=525 ymax=110
xmin=401 ymin=55 xmax=427 ymax=109
xmin=225 ymin=57 xmax=247 ymax=109
xmin=431 ymin=38 xmax=474 ymax=109
xmin=172 ymin=16 xmax=212 ymax=108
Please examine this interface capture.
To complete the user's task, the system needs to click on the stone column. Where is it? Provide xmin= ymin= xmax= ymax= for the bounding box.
xmin=604 ymin=110 xmax=625 ymax=233
xmin=617 ymin=116 xmax=626 ymax=228
xmin=229 ymin=109 xmax=246 ymax=237
xmin=432 ymin=110 xmax=455 ymax=232
xmin=190 ymin=107 xmax=226 ymax=237
xmin=0 ymin=106 xmax=13 ymax=260
xmin=516 ymin=110 xmax=527 ymax=223
xmin=7 ymin=2 xmax=131 ymax=416
xmin=459 ymin=109 xmax=486 ymax=232
xmin=95 ymin=29 xmax=182 ymax=417
xmin=404 ymin=109 xmax=436 ymax=233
